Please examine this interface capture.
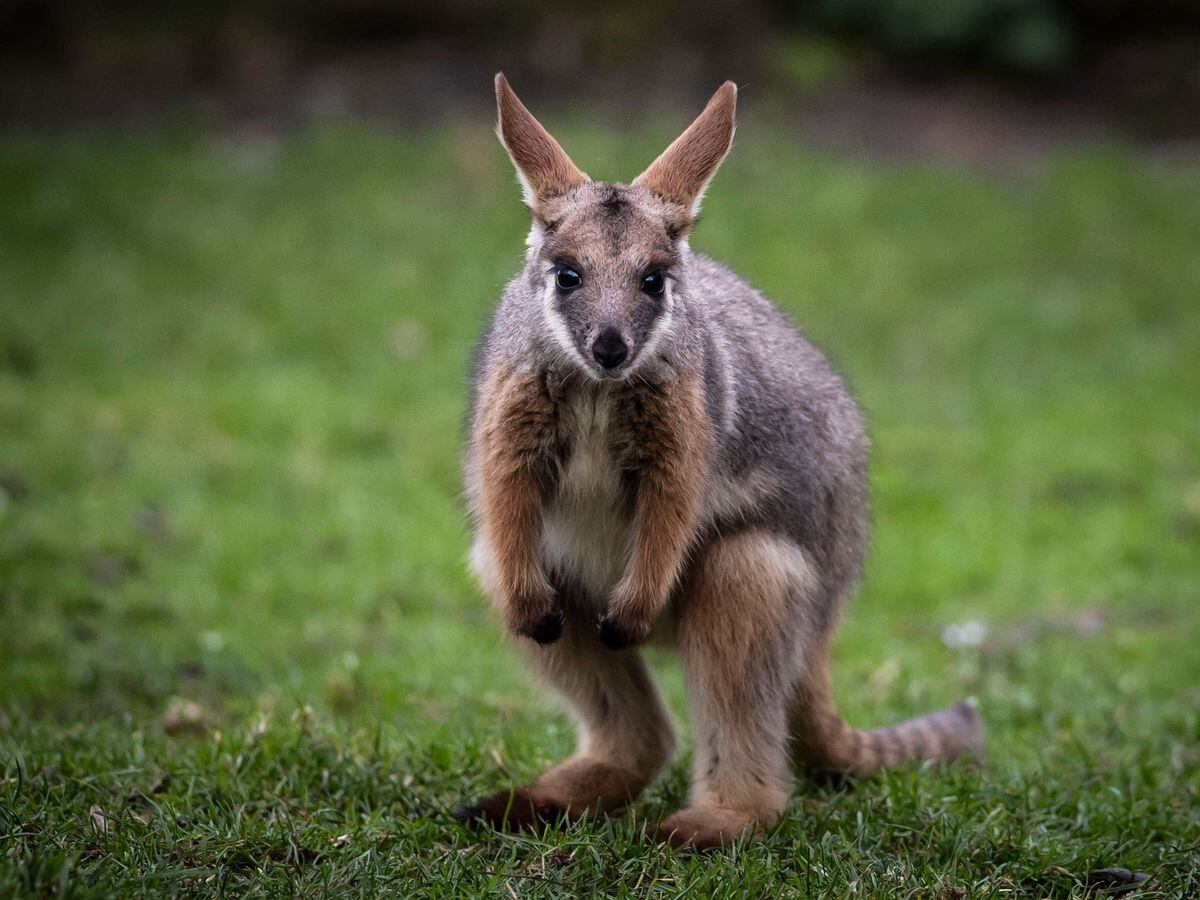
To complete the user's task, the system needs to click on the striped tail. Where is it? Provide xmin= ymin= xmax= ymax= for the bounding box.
xmin=789 ymin=649 xmax=984 ymax=776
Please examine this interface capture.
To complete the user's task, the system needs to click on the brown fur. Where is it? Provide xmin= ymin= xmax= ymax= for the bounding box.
xmin=457 ymin=619 xmax=675 ymax=827
xmin=519 ymin=622 xmax=674 ymax=813
xmin=601 ymin=372 xmax=713 ymax=647
xmin=473 ymin=365 xmax=560 ymax=639
xmin=666 ymin=530 xmax=812 ymax=848
xmin=657 ymin=805 xmax=761 ymax=850
xmin=495 ymin=73 xmax=589 ymax=215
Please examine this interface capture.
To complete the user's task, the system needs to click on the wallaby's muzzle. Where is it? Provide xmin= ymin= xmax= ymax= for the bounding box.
xmin=592 ymin=327 xmax=629 ymax=373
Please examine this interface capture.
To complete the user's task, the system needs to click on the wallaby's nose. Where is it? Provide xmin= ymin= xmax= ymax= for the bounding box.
xmin=592 ymin=329 xmax=628 ymax=371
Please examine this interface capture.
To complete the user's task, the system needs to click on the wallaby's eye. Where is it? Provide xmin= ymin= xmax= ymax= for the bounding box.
xmin=555 ymin=267 xmax=582 ymax=291
xmin=641 ymin=271 xmax=666 ymax=297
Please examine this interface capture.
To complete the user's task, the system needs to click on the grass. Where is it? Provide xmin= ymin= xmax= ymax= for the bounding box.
xmin=1 ymin=115 xmax=1198 ymax=896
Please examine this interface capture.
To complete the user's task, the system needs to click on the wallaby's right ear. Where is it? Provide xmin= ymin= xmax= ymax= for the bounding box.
xmin=495 ymin=73 xmax=589 ymax=215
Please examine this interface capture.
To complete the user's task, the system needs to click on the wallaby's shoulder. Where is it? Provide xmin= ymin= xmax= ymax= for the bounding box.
xmin=685 ymin=252 xmax=801 ymax=336
xmin=683 ymin=252 xmax=845 ymax=399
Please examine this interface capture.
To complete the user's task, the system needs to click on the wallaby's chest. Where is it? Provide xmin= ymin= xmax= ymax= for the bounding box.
xmin=539 ymin=387 xmax=631 ymax=601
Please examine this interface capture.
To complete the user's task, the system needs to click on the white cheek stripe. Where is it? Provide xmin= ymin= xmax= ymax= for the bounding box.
xmin=629 ymin=282 xmax=674 ymax=374
xmin=542 ymin=280 xmax=597 ymax=376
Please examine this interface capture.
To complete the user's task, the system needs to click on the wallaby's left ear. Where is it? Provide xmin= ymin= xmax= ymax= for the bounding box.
xmin=495 ymin=73 xmax=589 ymax=215
xmin=635 ymin=81 xmax=737 ymax=219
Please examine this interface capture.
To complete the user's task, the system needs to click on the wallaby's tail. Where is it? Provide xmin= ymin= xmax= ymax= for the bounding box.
xmin=789 ymin=647 xmax=984 ymax=776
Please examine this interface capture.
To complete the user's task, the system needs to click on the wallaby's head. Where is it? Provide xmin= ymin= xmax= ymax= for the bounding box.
xmin=495 ymin=73 xmax=736 ymax=379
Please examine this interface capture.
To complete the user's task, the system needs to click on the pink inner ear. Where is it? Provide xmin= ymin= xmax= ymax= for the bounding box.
xmin=495 ymin=73 xmax=589 ymax=208
xmin=635 ymin=81 xmax=737 ymax=214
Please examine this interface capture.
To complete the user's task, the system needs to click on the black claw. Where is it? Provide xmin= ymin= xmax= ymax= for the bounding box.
xmin=528 ymin=610 xmax=564 ymax=644
xmin=598 ymin=615 xmax=633 ymax=650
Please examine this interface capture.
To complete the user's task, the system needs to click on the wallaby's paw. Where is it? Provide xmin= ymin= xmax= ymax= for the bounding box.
xmin=597 ymin=612 xmax=650 ymax=650
xmin=655 ymin=805 xmax=761 ymax=850
xmin=507 ymin=607 xmax=564 ymax=645
xmin=524 ymin=610 xmax=565 ymax=645
xmin=452 ymin=788 xmax=565 ymax=832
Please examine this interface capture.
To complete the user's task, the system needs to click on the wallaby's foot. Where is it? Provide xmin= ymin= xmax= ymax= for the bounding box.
xmin=655 ymin=805 xmax=761 ymax=850
xmin=453 ymin=787 xmax=562 ymax=831
xmin=455 ymin=757 xmax=646 ymax=832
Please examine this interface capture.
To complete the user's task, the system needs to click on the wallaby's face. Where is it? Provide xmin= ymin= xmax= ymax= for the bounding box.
xmin=533 ymin=183 xmax=684 ymax=378
xmin=494 ymin=74 xmax=736 ymax=379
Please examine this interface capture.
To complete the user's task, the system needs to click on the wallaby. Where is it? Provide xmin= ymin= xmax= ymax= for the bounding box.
xmin=456 ymin=74 xmax=984 ymax=849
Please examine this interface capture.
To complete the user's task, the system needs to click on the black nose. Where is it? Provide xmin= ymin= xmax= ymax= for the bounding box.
xmin=592 ymin=329 xmax=628 ymax=370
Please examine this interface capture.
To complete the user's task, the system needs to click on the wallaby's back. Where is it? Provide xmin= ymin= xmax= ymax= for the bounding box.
xmin=683 ymin=253 xmax=872 ymax=628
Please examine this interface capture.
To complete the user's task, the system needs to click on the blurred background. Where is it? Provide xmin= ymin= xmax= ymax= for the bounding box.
xmin=1 ymin=1 xmax=1198 ymax=894
xmin=3 ymin=0 xmax=1200 ymax=151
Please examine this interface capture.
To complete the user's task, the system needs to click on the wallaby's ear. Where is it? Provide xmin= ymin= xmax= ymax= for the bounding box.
xmin=635 ymin=81 xmax=737 ymax=218
xmin=495 ymin=73 xmax=589 ymax=214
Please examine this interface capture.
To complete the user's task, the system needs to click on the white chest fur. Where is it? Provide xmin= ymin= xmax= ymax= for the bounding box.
xmin=539 ymin=386 xmax=631 ymax=604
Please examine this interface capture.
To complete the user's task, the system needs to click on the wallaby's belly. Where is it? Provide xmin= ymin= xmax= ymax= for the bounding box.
xmin=539 ymin=396 xmax=630 ymax=607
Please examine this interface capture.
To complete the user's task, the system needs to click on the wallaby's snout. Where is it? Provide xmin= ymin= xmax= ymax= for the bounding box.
xmin=591 ymin=327 xmax=629 ymax=373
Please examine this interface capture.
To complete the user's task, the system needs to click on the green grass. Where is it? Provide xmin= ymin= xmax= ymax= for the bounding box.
xmin=1 ymin=117 xmax=1198 ymax=896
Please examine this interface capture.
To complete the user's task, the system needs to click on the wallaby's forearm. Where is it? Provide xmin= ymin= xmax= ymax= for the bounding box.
xmin=602 ymin=374 xmax=711 ymax=647
xmin=475 ymin=366 xmax=560 ymax=641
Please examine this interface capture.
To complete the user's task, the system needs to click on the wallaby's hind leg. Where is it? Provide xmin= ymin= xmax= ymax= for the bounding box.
xmin=789 ymin=642 xmax=984 ymax=776
xmin=657 ymin=530 xmax=818 ymax=849
xmin=454 ymin=612 xmax=675 ymax=831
